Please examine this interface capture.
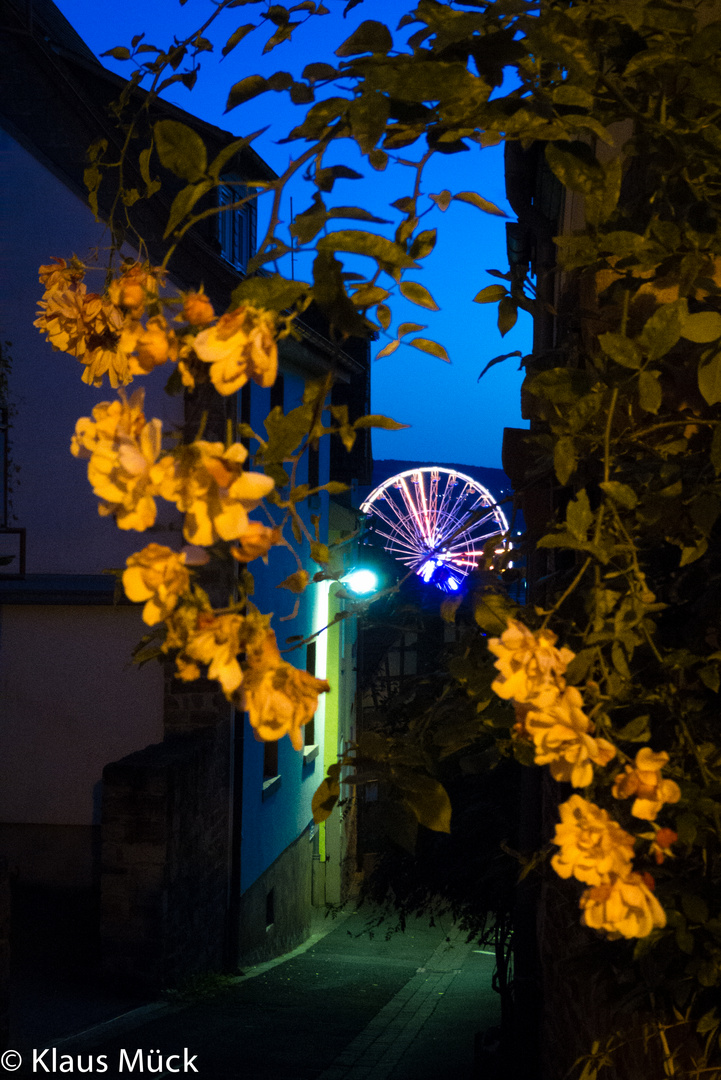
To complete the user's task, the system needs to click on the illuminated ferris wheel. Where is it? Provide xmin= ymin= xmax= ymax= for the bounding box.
xmin=360 ymin=467 xmax=510 ymax=593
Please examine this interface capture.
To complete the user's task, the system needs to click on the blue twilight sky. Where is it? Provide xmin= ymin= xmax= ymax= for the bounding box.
xmin=54 ymin=0 xmax=529 ymax=469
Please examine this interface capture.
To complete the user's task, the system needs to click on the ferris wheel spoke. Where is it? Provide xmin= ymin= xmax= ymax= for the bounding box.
xmin=440 ymin=510 xmax=503 ymax=548
xmin=373 ymin=529 xmax=427 ymax=558
xmin=414 ymin=472 xmax=433 ymax=543
xmin=377 ymin=494 xmax=423 ymax=549
xmin=370 ymin=503 xmax=424 ymax=548
xmin=398 ymin=477 xmax=432 ymax=547
xmin=429 ymin=471 xmax=440 ymax=533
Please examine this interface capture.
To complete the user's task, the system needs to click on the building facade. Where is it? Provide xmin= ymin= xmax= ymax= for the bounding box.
xmin=0 ymin=0 xmax=370 ymax=1000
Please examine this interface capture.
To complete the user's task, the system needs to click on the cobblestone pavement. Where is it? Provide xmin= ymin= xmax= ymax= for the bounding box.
xmin=10 ymin=908 xmax=500 ymax=1079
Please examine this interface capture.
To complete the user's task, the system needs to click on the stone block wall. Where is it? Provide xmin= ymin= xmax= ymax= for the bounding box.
xmin=236 ymin=827 xmax=313 ymax=968
xmin=0 ymin=858 xmax=9 ymax=1052
xmin=101 ymin=717 xmax=230 ymax=990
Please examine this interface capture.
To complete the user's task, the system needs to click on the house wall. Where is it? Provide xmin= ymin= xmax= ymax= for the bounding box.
xmin=0 ymin=126 xmax=183 ymax=576
xmin=101 ymin=720 xmax=231 ymax=989
xmin=0 ymin=126 xmax=176 ymax=892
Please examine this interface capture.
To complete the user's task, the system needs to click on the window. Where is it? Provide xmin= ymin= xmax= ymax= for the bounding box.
xmin=217 ymin=182 xmax=256 ymax=271
xmin=304 ymin=643 xmax=317 ymax=747
xmin=263 ymin=740 xmax=278 ymax=780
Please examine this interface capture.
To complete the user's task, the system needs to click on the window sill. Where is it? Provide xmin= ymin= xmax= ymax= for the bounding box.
xmin=262 ymin=774 xmax=281 ymax=800
xmin=303 ymin=744 xmax=319 ymax=766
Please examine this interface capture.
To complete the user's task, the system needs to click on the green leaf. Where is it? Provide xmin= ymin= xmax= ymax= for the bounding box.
xmin=699 ymin=664 xmax=720 ymax=693
xmin=565 ymin=648 xmax=596 ymax=684
xmin=397 ymin=322 xmax=426 ymax=337
xmin=225 ymin=74 xmax=270 ymax=111
xmin=567 ymin=489 xmax=593 ymax=540
xmin=711 ymin=424 xmax=721 ymax=474
xmin=395 ymin=772 xmax=451 ymax=833
xmin=696 ymin=1010 xmax=719 ymax=1036
xmin=551 ymin=84 xmax=594 ymax=108
xmin=154 ymin=120 xmax=208 ymax=183
xmin=473 ymin=591 xmax=517 ymax=634
xmin=409 ymin=229 xmax=436 ymax=260
xmin=354 ymin=414 xmax=409 ymax=430
xmin=208 ymin=130 xmax=266 ymax=181
xmin=376 ymin=304 xmax=392 ymax=330
xmin=452 ymin=191 xmax=507 ymax=217
xmin=315 ymin=165 xmax=363 ymax=192
xmin=399 ymin=281 xmax=439 ymax=311
xmin=474 ymin=284 xmax=508 ymax=304
xmin=222 ymin=24 xmax=255 ymax=56
xmin=598 ymin=332 xmax=641 ymax=369
xmin=698 ymin=351 xmax=721 ymax=405
xmin=277 ymin=570 xmax=310 ymax=593
xmin=553 ymin=436 xmax=576 ymax=486
xmin=303 ymin=61 xmax=337 ymax=82
xmin=310 ymin=541 xmax=330 ymax=564
xmin=497 ymin=297 xmax=517 ymax=337
xmin=599 ymin=481 xmax=638 ymax=509
xmin=615 ymin=715 xmax=650 ymax=742
xmin=611 ymin=641 xmax=631 ymax=679
xmin=638 ymin=369 xmax=662 ymax=414
xmin=682 ymin=893 xmax=709 ymax=925
xmin=675 ymin=812 xmax=698 ymax=846
xmin=335 ymin=20 xmax=392 ymax=56
xmin=163 ymin=180 xmax=213 ymax=239
xmin=681 ymin=310 xmax=721 ymax=343
xmin=408 ymin=338 xmax=450 ymax=362
xmin=101 ymin=45 xmax=131 ymax=60
xmin=230 ymin=274 xmax=309 ymax=313
xmin=317 ymin=230 xmax=418 ymax=270
xmin=352 ymin=284 xmax=390 ymax=307
xmin=638 ymin=299 xmax=687 ymax=363
xmin=430 ymin=190 xmax=452 ymax=211
xmin=545 ymin=142 xmax=620 ymax=224
xmin=312 ymin=771 xmax=341 ymax=822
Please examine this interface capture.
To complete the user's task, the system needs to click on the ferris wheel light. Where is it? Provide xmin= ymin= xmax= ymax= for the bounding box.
xmin=360 ymin=466 xmax=510 ymax=591
xmin=343 ymin=568 xmax=379 ymax=595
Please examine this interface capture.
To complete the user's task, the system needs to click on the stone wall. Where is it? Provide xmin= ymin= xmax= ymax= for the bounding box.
xmin=0 ymin=858 xmax=9 ymax=1052
xmin=236 ymin=827 xmax=313 ymax=968
xmin=101 ymin=717 xmax=231 ymax=990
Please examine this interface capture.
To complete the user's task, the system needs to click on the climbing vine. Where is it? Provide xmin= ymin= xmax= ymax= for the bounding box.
xmin=35 ymin=0 xmax=721 ymax=1074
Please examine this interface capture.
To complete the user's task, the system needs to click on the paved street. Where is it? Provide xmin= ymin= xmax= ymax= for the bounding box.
xmin=10 ymin=908 xmax=500 ymax=1079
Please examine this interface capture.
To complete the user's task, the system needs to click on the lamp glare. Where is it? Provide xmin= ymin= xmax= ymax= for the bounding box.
xmin=344 ymin=569 xmax=378 ymax=595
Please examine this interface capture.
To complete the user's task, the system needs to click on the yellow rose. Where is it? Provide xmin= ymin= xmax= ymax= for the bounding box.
xmin=122 ymin=544 xmax=191 ymax=625
xmin=612 ymin=747 xmax=681 ymax=821
xmin=488 ymin=619 xmax=575 ymax=705
xmin=167 ymin=441 xmax=274 ymax=546
xmin=130 ymin=316 xmax=177 ymax=374
xmin=230 ymin=522 xmax=282 ymax=563
xmin=551 ymin=794 xmax=635 ymax=886
xmin=580 ymin=871 xmax=667 ymax=939
xmin=193 ymin=306 xmax=278 ymax=396
xmin=241 ymin=631 xmax=330 ymax=750
xmin=182 ymin=292 xmax=215 ymax=326
xmin=180 ymin=612 xmax=245 ymax=695
xmin=523 ymin=687 xmax=616 ymax=787
xmin=71 ymin=389 xmax=168 ymax=531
